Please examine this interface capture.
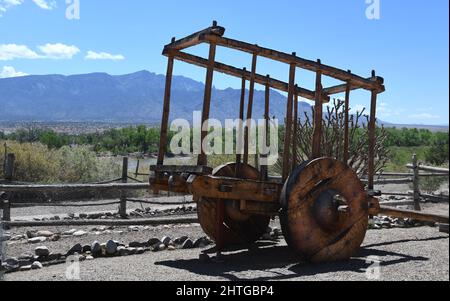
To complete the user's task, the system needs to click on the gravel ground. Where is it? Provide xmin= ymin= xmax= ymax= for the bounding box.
xmin=3 ymin=221 xmax=449 ymax=281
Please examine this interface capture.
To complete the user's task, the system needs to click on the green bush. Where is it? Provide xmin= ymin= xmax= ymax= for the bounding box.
xmin=425 ymin=132 xmax=449 ymax=166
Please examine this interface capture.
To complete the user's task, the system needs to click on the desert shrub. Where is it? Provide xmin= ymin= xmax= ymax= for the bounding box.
xmin=425 ymin=132 xmax=449 ymax=166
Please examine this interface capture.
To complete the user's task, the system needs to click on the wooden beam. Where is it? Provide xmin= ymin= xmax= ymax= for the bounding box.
xmin=157 ymin=55 xmax=174 ymax=166
xmin=197 ymin=43 xmax=217 ymax=166
xmin=323 ymin=78 xmax=385 ymax=95
xmin=312 ymin=69 xmax=323 ymax=159
xmin=377 ymin=206 xmax=449 ymax=224
xmin=243 ymin=53 xmax=258 ymax=165
xmin=282 ymin=62 xmax=296 ymax=181
xmin=200 ymin=34 xmax=385 ymax=92
xmin=343 ymin=82 xmax=351 ymax=164
xmin=236 ymin=70 xmax=246 ymax=166
xmin=368 ymin=88 xmax=378 ymax=190
xmin=260 ymin=75 xmax=271 ymax=181
xmin=292 ymin=90 xmax=299 ymax=169
xmin=0 ymin=183 xmax=149 ymax=193
xmin=163 ymin=22 xmax=225 ymax=52
xmin=165 ymin=50 xmax=329 ymax=102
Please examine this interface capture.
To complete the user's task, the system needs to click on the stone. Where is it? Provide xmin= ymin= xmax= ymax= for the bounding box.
xmin=36 ymin=230 xmax=54 ymax=237
xmin=136 ymin=247 xmax=145 ymax=254
xmin=50 ymin=234 xmax=61 ymax=242
xmin=105 ymin=240 xmax=117 ymax=255
xmin=86 ymin=255 xmax=94 ymax=261
xmin=128 ymin=247 xmax=137 ymax=255
xmin=73 ymin=230 xmax=87 ymax=237
xmin=26 ymin=230 xmax=37 ymax=238
xmin=47 ymin=253 xmax=62 ymax=261
xmin=19 ymin=265 xmax=32 ymax=271
xmin=174 ymin=236 xmax=189 ymax=245
xmin=79 ymin=213 xmax=88 ymax=219
xmin=18 ymin=259 xmax=32 ymax=267
xmin=63 ymin=229 xmax=78 ymax=236
xmin=148 ymin=238 xmax=162 ymax=247
xmin=10 ymin=235 xmax=25 ymax=241
xmin=67 ymin=243 xmax=83 ymax=255
xmin=129 ymin=241 xmax=144 ymax=248
xmin=117 ymin=246 xmax=130 ymax=256
xmin=161 ymin=236 xmax=172 ymax=246
xmin=194 ymin=238 xmax=207 ymax=248
xmin=78 ymin=255 xmax=86 ymax=262
xmin=18 ymin=253 xmax=33 ymax=261
xmin=82 ymin=245 xmax=92 ymax=253
xmin=129 ymin=226 xmax=140 ymax=232
xmin=28 ymin=237 xmax=47 ymax=244
xmin=91 ymin=241 xmax=101 ymax=256
xmin=31 ymin=261 xmax=43 ymax=269
xmin=35 ymin=246 xmax=50 ymax=257
xmin=182 ymin=239 xmax=194 ymax=249
xmin=167 ymin=245 xmax=176 ymax=251
xmin=5 ymin=258 xmax=19 ymax=269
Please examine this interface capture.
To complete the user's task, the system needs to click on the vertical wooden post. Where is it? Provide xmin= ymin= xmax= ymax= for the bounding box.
xmin=157 ymin=49 xmax=175 ymax=167
xmin=119 ymin=157 xmax=128 ymax=218
xmin=243 ymin=53 xmax=258 ymax=165
xmin=236 ymin=69 xmax=247 ymax=167
xmin=343 ymin=79 xmax=351 ymax=164
xmin=312 ymin=62 xmax=323 ymax=159
xmin=2 ymin=200 xmax=10 ymax=222
xmin=4 ymin=153 xmax=15 ymax=182
xmin=292 ymin=89 xmax=299 ymax=169
xmin=260 ymin=75 xmax=271 ymax=181
xmin=412 ymin=154 xmax=422 ymax=211
xmin=197 ymin=41 xmax=217 ymax=166
xmin=282 ymin=57 xmax=297 ymax=181
xmin=368 ymin=83 xmax=378 ymax=190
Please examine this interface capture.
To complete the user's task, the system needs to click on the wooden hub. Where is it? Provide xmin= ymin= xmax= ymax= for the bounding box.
xmin=280 ymin=158 xmax=369 ymax=263
xmin=196 ymin=163 xmax=270 ymax=247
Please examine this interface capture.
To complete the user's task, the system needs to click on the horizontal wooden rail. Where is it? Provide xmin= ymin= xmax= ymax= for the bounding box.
xmin=406 ymin=164 xmax=449 ymax=174
xmin=0 ymin=183 xmax=149 ymax=193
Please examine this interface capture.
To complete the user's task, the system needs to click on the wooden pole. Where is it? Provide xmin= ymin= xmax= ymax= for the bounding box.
xmin=412 ymin=154 xmax=422 ymax=211
xmin=312 ymin=62 xmax=323 ymax=159
xmin=236 ymin=69 xmax=247 ymax=167
xmin=292 ymin=89 xmax=299 ymax=169
xmin=2 ymin=199 xmax=11 ymax=222
xmin=197 ymin=42 xmax=217 ymax=166
xmin=282 ymin=58 xmax=297 ymax=181
xmin=368 ymin=80 xmax=378 ymax=190
xmin=260 ymin=75 xmax=271 ymax=181
xmin=4 ymin=153 xmax=15 ymax=182
xmin=243 ymin=53 xmax=258 ymax=165
xmin=157 ymin=51 xmax=175 ymax=166
xmin=343 ymin=78 xmax=351 ymax=164
xmin=119 ymin=157 xmax=128 ymax=218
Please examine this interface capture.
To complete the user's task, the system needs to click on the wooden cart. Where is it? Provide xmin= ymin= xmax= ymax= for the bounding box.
xmin=150 ymin=22 xmax=449 ymax=263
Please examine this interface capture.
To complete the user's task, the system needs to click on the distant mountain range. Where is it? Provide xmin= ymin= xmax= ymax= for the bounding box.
xmin=0 ymin=70 xmax=310 ymax=124
xmin=0 ymin=70 xmax=448 ymax=131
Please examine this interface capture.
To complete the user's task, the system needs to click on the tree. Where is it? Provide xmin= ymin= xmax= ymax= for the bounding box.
xmin=425 ymin=132 xmax=449 ymax=166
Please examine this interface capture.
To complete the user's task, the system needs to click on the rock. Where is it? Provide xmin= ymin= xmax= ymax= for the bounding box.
xmin=79 ymin=213 xmax=88 ymax=219
xmin=18 ymin=253 xmax=33 ymax=261
xmin=47 ymin=253 xmax=62 ymax=261
xmin=35 ymin=246 xmax=50 ymax=257
xmin=19 ymin=265 xmax=32 ymax=271
xmin=78 ymin=255 xmax=86 ymax=262
xmin=26 ymin=230 xmax=37 ymax=238
xmin=28 ymin=236 xmax=47 ymax=244
xmin=153 ymin=244 xmax=166 ymax=252
xmin=174 ymin=236 xmax=189 ymax=245
xmin=199 ymin=253 xmax=210 ymax=262
xmin=128 ymin=226 xmax=140 ymax=232
xmin=105 ymin=240 xmax=117 ymax=255
xmin=128 ymin=247 xmax=137 ymax=255
xmin=73 ymin=230 xmax=87 ymax=237
xmin=67 ymin=243 xmax=83 ymax=255
xmin=167 ymin=245 xmax=176 ymax=251
xmin=10 ymin=234 xmax=25 ymax=241
xmin=129 ymin=241 xmax=144 ymax=248
xmin=91 ymin=241 xmax=101 ymax=256
xmin=194 ymin=238 xmax=208 ymax=248
xmin=117 ymin=246 xmax=130 ymax=256
xmin=18 ymin=259 xmax=32 ymax=267
xmin=5 ymin=258 xmax=19 ymax=269
xmin=63 ymin=229 xmax=78 ymax=236
xmin=86 ymin=255 xmax=94 ymax=261
xmin=50 ymin=234 xmax=61 ymax=242
xmin=136 ymin=247 xmax=145 ymax=254
xmin=161 ymin=236 xmax=172 ymax=246
xmin=182 ymin=239 xmax=194 ymax=249
xmin=31 ymin=261 xmax=43 ymax=269
xmin=36 ymin=230 xmax=54 ymax=237
xmin=148 ymin=238 xmax=162 ymax=247
xmin=82 ymin=245 xmax=92 ymax=253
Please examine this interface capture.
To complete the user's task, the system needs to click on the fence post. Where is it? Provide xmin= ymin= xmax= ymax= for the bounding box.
xmin=119 ymin=157 xmax=128 ymax=218
xmin=4 ymin=153 xmax=15 ymax=182
xmin=412 ymin=154 xmax=421 ymax=211
xmin=1 ymin=200 xmax=10 ymax=222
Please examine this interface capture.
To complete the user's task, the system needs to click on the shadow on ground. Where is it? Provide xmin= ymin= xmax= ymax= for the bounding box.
xmin=155 ymin=236 xmax=446 ymax=281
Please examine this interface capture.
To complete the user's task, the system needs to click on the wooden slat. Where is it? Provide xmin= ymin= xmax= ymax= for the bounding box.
xmin=236 ymin=71 xmax=246 ymax=166
xmin=200 ymin=34 xmax=385 ymax=92
xmin=323 ymin=78 xmax=385 ymax=95
xmin=406 ymin=164 xmax=449 ymax=174
xmin=0 ymin=183 xmax=149 ymax=193
xmin=282 ymin=62 xmax=296 ymax=181
xmin=163 ymin=23 xmax=225 ymax=52
xmin=243 ymin=53 xmax=258 ymax=165
xmin=367 ymin=89 xmax=378 ymax=189
xmin=312 ymin=70 xmax=323 ymax=159
xmin=165 ymin=50 xmax=330 ymax=102
xmin=377 ymin=206 xmax=449 ymax=224
xmin=343 ymin=82 xmax=351 ymax=163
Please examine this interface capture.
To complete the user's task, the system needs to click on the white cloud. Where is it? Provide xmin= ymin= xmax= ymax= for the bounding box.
xmin=0 ymin=44 xmax=40 ymax=60
xmin=0 ymin=65 xmax=28 ymax=78
xmin=38 ymin=43 xmax=80 ymax=59
xmin=85 ymin=51 xmax=125 ymax=61
xmin=0 ymin=0 xmax=24 ymax=16
xmin=409 ymin=113 xmax=441 ymax=120
xmin=31 ymin=0 xmax=55 ymax=10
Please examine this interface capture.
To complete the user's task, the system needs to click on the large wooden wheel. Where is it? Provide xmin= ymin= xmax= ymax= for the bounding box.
xmin=197 ymin=163 xmax=270 ymax=246
xmin=280 ymin=158 xmax=369 ymax=263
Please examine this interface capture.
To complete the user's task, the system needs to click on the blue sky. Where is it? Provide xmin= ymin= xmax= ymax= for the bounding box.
xmin=0 ymin=0 xmax=448 ymax=125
